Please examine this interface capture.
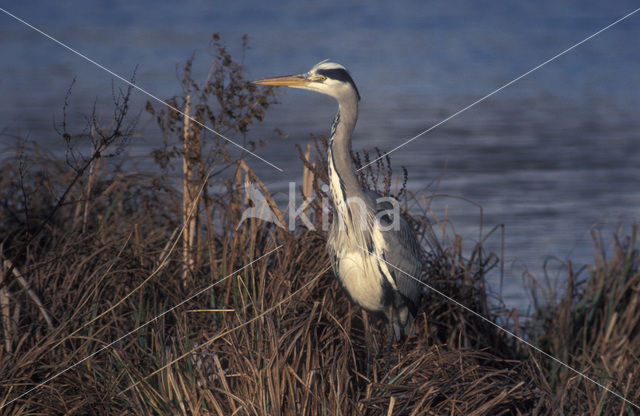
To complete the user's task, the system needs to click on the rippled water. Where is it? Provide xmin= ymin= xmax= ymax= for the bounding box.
xmin=1 ymin=1 xmax=639 ymax=310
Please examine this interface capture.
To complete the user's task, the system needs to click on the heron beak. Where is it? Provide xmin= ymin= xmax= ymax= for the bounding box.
xmin=252 ymin=73 xmax=310 ymax=87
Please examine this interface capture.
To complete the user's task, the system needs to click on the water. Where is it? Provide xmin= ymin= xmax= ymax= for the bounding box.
xmin=1 ymin=1 xmax=639 ymax=311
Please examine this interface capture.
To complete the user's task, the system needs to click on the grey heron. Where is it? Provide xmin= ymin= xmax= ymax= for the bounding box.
xmin=253 ymin=61 xmax=423 ymax=350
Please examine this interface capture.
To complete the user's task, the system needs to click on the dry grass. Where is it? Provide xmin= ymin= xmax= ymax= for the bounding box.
xmin=1 ymin=35 xmax=639 ymax=415
xmin=524 ymin=225 xmax=640 ymax=415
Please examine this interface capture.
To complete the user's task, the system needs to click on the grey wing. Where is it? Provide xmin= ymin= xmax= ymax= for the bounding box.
xmin=365 ymin=190 xmax=423 ymax=307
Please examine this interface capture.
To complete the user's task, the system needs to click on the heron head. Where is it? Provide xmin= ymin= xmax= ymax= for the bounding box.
xmin=253 ymin=60 xmax=360 ymax=102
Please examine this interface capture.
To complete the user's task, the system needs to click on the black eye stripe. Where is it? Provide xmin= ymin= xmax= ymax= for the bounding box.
xmin=316 ymin=68 xmax=350 ymax=83
xmin=316 ymin=68 xmax=361 ymax=100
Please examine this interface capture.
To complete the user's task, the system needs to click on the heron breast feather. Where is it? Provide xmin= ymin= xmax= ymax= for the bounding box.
xmin=336 ymin=251 xmax=384 ymax=312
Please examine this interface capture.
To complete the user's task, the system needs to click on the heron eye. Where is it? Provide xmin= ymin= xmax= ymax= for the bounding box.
xmin=308 ymin=75 xmax=326 ymax=82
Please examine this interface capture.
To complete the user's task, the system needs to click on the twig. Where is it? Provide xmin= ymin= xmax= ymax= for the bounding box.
xmin=0 ymin=266 xmax=11 ymax=353
xmin=2 ymin=258 xmax=54 ymax=331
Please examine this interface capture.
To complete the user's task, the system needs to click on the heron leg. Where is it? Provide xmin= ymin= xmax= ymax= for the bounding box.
xmin=362 ymin=309 xmax=370 ymax=379
xmin=385 ymin=306 xmax=393 ymax=375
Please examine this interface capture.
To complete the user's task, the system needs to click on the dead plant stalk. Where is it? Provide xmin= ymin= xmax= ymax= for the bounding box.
xmin=182 ymin=95 xmax=199 ymax=285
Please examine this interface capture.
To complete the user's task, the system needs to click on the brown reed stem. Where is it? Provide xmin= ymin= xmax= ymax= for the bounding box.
xmin=181 ymin=95 xmax=199 ymax=286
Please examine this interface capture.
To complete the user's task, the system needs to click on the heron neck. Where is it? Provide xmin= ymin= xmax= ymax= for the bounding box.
xmin=329 ymin=97 xmax=365 ymax=202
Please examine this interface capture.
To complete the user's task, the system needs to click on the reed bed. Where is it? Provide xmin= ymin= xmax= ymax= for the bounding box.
xmin=0 ymin=35 xmax=638 ymax=415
